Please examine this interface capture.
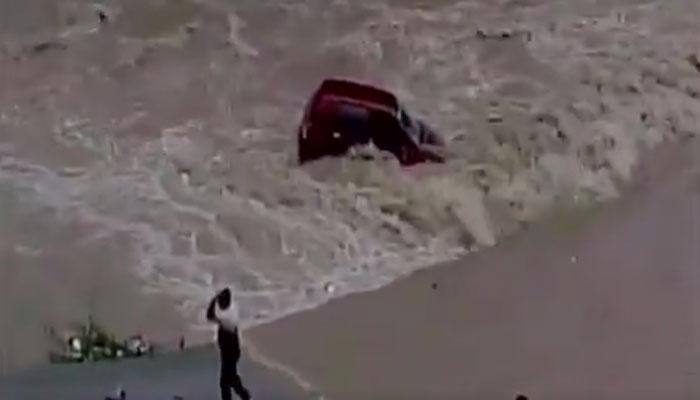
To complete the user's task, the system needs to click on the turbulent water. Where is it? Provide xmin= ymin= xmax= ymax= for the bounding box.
xmin=2 ymin=0 xmax=700 ymax=365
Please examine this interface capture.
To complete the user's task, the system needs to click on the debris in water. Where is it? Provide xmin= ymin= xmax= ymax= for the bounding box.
xmin=59 ymin=167 xmax=86 ymax=177
xmin=324 ymin=282 xmax=336 ymax=294
xmin=185 ymin=23 xmax=198 ymax=34
xmin=687 ymin=54 xmax=700 ymax=74
xmin=556 ymin=129 xmax=568 ymax=142
xmin=241 ymin=128 xmax=263 ymax=140
xmin=476 ymin=29 xmax=531 ymax=41
xmin=98 ymin=10 xmax=109 ymax=24
xmin=178 ymin=168 xmax=191 ymax=186
xmin=226 ymin=13 xmax=260 ymax=57
xmin=29 ymin=41 xmax=67 ymax=55
xmin=487 ymin=112 xmax=503 ymax=124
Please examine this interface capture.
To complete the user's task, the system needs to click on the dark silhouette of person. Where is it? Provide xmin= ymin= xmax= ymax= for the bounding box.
xmin=207 ymin=288 xmax=251 ymax=400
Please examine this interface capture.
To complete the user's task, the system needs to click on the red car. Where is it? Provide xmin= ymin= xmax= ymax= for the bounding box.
xmin=297 ymin=78 xmax=444 ymax=166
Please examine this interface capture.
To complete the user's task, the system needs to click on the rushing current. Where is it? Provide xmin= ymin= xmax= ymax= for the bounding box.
xmin=2 ymin=0 xmax=699 ymax=367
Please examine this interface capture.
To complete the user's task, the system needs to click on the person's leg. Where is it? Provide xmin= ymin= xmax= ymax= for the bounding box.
xmin=219 ymin=373 xmax=233 ymax=400
xmin=230 ymin=369 xmax=251 ymax=400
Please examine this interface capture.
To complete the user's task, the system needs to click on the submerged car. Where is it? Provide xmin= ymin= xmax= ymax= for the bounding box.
xmin=297 ymin=78 xmax=444 ymax=166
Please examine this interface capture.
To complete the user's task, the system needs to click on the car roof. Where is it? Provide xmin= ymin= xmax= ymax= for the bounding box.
xmin=313 ymin=78 xmax=399 ymax=114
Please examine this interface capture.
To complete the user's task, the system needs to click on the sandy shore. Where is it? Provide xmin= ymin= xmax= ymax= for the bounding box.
xmin=248 ymin=137 xmax=700 ymax=400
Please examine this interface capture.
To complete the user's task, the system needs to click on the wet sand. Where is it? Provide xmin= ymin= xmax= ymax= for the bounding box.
xmin=248 ymin=137 xmax=700 ymax=399
xmin=0 ymin=345 xmax=314 ymax=400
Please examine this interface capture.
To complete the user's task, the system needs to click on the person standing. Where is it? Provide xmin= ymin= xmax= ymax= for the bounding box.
xmin=207 ymin=288 xmax=251 ymax=400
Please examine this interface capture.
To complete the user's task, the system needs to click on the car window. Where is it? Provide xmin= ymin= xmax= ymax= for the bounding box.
xmin=399 ymin=108 xmax=417 ymax=131
xmin=337 ymin=102 xmax=370 ymax=122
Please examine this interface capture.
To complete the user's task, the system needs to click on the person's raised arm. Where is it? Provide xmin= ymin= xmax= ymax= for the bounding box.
xmin=206 ymin=294 xmax=218 ymax=323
